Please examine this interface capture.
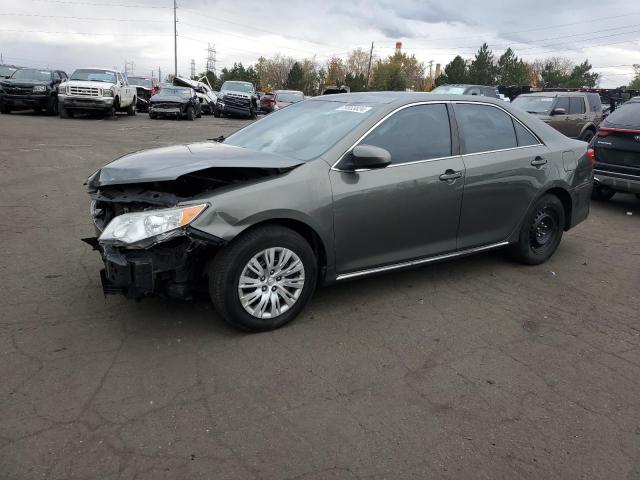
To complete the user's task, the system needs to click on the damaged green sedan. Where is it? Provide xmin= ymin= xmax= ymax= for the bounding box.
xmin=85 ymin=92 xmax=594 ymax=331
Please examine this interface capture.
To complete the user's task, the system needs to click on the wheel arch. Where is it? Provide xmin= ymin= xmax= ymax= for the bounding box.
xmin=543 ymin=186 xmax=573 ymax=230
xmin=227 ymin=218 xmax=329 ymax=282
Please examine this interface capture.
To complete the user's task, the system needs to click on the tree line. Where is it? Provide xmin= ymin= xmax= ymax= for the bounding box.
xmin=194 ymin=43 xmax=640 ymax=94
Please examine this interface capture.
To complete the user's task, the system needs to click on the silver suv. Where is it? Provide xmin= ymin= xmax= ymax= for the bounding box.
xmin=512 ymin=92 xmax=603 ymax=142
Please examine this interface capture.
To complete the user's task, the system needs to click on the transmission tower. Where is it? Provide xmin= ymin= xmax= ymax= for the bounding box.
xmin=205 ymin=43 xmax=217 ymax=76
xmin=124 ymin=60 xmax=135 ymax=76
xmin=190 ymin=59 xmax=195 ymax=79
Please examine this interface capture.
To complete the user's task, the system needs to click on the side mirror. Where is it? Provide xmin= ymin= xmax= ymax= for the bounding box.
xmin=551 ymin=107 xmax=566 ymax=115
xmin=349 ymin=145 xmax=391 ymax=170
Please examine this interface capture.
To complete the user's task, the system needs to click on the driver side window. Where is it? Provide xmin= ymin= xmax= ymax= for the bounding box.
xmin=360 ymin=104 xmax=452 ymax=165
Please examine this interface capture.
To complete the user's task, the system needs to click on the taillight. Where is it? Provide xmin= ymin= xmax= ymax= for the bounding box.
xmin=597 ymin=129 xmax=610 ymax=137
xmin=587 ymin=148 xmax=596 ymax=166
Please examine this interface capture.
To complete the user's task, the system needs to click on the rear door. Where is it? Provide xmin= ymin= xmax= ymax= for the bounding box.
xmin=330 ymin=102 xmax=465 ymax=274
xmin=453 ymin=102 xmax=551 ymax=249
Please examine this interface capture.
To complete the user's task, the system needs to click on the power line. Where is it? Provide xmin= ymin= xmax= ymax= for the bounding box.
xmin=26 ymin=0 xmax=171 ymax=8
xmin=0 ymin=28 xmax=171 ymax=36
xmin=0 ymin=13 xmax=167 ymax=22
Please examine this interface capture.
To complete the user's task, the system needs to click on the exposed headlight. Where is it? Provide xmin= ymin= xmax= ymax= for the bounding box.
xmin=58 ymin=85 xmax=67 ymax=94
xmin=99 ymin=204 xmax=208 ymax=248
xmin=102 ymin=88 xmax=114 ymax=97
xmin=33 ymin=85 xmax=46 ymax=93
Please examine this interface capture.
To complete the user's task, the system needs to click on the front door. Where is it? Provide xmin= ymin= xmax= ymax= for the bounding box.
xmin=330 ymin=103 xmax=465 ymax=274
xmin=548 ymin=96 xmax=575 ymax=137
xmin=452 ymin=102 xmax=552 ymax=249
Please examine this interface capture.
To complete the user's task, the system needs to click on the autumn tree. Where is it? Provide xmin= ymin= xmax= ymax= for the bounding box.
xmin=629 ymin=64 xmax=640 ymax=89
xmin=346 ymin=48 xmax=371 ymax=77
xmin=370 ymin=52 xmax=425 ymax=91
xmin=255 ymin=54 xmax=295 ymax=90
xmin=325 ymin=57 xmax=346 ymax=86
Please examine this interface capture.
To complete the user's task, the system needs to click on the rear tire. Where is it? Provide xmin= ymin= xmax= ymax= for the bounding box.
xmin=580 ymin=129 xmax=595 ymax=143
xmin=148 ymin=111 xmax=157 ymax=119
xmin=59 ymin=104 xmax=71 ymax=118
xmin=511 ymin=194 xmax=565 ymax=265
xmin=213 ymin=105 xmax=221 ymax=118
xmin=1 ymin=103 xmax=11 ymax=114
xmin=209 ymin=225 xmax=317 ymax=332
xmin=591 ymin=184 xmax=615 ymax=201
xmin=249 ymin=106 xmax=257 ymax=119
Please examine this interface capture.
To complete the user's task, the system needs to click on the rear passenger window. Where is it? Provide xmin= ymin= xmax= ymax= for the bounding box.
xmin=569 ymin=97 xmax=586 ymax=114
xmin=513 ymin=120 xmax=539 ymax=147
xmin=454 ymin=104 xmax=517 ymax=154
xmin=587 ymin=94 xmax=601 ymax=112
xmin=361 ymin=104 xmax=451 ymax=164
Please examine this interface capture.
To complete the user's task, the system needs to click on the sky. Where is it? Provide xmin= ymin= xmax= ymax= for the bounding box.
xmin=1 ymin=0 xmax=639 ymax=87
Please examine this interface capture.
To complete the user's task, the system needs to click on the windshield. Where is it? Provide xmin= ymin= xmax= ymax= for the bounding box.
xmin=0 ymin=66 xmax=18 ymax=77
xmin=11 ymin=69 xmax=51 ymax=81
xmin=128 ymin=78 xmax=152 ymax=88
xmin=431 ymin=85 xmax=466 ymax=95
xmin=277 ymin=92 xmax=304 ymax=103
xmin=158 ymin=87 xmax=191 ymax=97
xmin=225 ymin=100 xmax=380 ymax=161
xmin=221 ymin=81 xmax=254 ymax=93
xmin=512 ymin=96 xmax=555 ymax=114
xmin=70 ymin=69 xmax=117 ymax=83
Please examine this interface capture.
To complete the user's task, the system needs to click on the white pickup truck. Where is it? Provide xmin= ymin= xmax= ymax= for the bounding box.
xmin=58 ymin=68 xmax=137 ymax=118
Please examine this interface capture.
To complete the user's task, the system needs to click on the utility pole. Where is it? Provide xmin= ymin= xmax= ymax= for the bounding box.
xmin=173 ymin=0 xmax=178 ymax=78
xmin=158 ymin=66 xmax=162 ymax=82
xmin=190 ymin=59 xmax=195 ymax=79
xmin=366 ymin=42 xmax=374 ymax=87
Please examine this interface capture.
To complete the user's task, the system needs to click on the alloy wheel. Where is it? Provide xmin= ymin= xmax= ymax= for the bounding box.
xmin=237 ymin=247 xmax=305 ymax=319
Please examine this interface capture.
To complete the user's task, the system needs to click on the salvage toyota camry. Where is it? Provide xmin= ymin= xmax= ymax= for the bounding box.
xmin=85 ymin=92 xmax=593 ymax=331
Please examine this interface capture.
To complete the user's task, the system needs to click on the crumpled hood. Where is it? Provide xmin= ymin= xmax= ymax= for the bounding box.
xmin=1 ymin=79 xmax=50 ymax=87
xmin=88 ymin=142 xmax=304 ymax=187
xmin=150 ymin=94 xmax=188 ymax=104
xmin=222 ymin=90 xmax=251 ymax=99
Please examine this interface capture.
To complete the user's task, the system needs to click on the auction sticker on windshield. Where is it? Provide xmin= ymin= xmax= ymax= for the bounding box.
xmin=336 ymin=105 xmax=372 ymax=113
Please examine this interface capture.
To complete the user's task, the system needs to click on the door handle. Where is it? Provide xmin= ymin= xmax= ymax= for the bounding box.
xmin=439 ymin=170 xmax=463 ymax=181
xmin=531 ymin=156 xmax=547 ymax=167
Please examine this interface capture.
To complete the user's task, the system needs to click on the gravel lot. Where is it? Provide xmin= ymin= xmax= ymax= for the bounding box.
xmin=1 ymin=111 xmax=639 ymax=480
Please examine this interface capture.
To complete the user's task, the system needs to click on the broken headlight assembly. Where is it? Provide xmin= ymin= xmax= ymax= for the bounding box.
xmin=98 ymin=203 xmax=208 ymax=248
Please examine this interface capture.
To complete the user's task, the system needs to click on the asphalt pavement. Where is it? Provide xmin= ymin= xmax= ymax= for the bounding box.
xmin=1 ymin=111 xmax=639 ymax=480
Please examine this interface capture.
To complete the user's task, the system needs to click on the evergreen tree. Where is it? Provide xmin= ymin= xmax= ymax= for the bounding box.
xmin=468 ymin=43 xmax=496 ymax=85
xmin=496 ymin=48 xmax=529 ymax=86
xmin=286 ymin=62 xmax=305 ymax=90
xmin=435 ymin=55 xmax=467 ymax=86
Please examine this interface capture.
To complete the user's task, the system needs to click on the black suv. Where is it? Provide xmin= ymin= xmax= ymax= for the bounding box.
xmin=214 ymin=81 xmax=259 ymax=119
xmin=591 ymin=97 xmax=640 ymax=201
xmin=0 ymin=68 xmax=67 ymax=115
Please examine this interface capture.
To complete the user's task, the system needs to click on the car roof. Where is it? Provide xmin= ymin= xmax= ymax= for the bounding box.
xmin=308 ymin=91 xmax=507 ymax=106
xmin=520 ymin=91 xmax=592 ymax=97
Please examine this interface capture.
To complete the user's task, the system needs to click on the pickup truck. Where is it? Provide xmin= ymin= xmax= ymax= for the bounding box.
xmin=214 ymin=80 xmax=258 ymax=118
xmin=58 ymin=68 xmax=137 ymax=118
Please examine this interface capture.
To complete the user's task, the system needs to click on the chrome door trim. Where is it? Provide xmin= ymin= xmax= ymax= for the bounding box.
xmin=335 ymin=241 xmax=510 ymax=280
xmin=451 ymin=100 xmax=544 ymax=147
xmin=331 ymin=100 xmax=451 ymax=172
xmin=331 ymin=100 xmax=545 ymax=173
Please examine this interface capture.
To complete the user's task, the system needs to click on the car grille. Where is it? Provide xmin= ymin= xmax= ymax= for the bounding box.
xmin=5 ymin=86 xmax=33 ymax=95
xmin=69 ymin=86 xmax=101 ymax=97
xmin=153 ymin=102 xmax=180 ymax=109
xmin=223 ymin=93 xmax=250 ymax=108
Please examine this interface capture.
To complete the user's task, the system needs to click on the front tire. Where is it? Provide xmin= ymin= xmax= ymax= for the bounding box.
xmin=186 ymin=105 xmax=195 ymax=121
xmin=148 ymin=111 xmax=157 ymax=119
xmin=45 ymin=96 xmax=58 ymax=116
xmin=580 ymin=129 xmax=595 ymax=143
xmin=213 ymin=105 xmax=221 ymax=118
xmin=511 ymin=194 xmax=565 ymax=265
xmin=1 ymin=103 xmax=11 ymax=114
xmin=209 ymin=225 xmax=318 ymax=332
xmin=59 ymin=104 xmax=72 ymax=118
xmin=126 ymin=99 xmax=136 ymax=116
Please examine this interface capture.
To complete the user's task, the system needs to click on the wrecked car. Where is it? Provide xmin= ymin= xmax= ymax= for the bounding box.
xmin=214 ymin=80 xmax=258 ymax=119
xmin=0 ymin=68 xmax=68 ymax=115
xmin=148 ymin=86 xmax=201 ymax=120
xmin=85 ymin=92 xmax=592 ymax=332
xmin=174 ymin=76 xmax=217 ymax=114
xmin=127 ymin=76 xmax=158 ymax=112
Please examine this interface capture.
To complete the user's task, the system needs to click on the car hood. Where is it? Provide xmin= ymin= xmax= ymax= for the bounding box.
xmin=150 ymin=95 xmax=188 ymax=104
xmin=1 ymin=79 xmax=50 ymax=87
xmin=63 ymin=80 xmax=115 ymax=89
xmin=88 ymin=142 xmax=304 ymax=187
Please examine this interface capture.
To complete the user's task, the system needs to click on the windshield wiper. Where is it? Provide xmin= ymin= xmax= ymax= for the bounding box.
xmin=526 ymin=110 xmax=542 ymax=114
xmin=209 ymin=135 xmax=225 ymax=143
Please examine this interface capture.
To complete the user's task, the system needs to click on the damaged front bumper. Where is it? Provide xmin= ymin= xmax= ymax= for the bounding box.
xmin=84 ymin=227 xmax=225 ymax=300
